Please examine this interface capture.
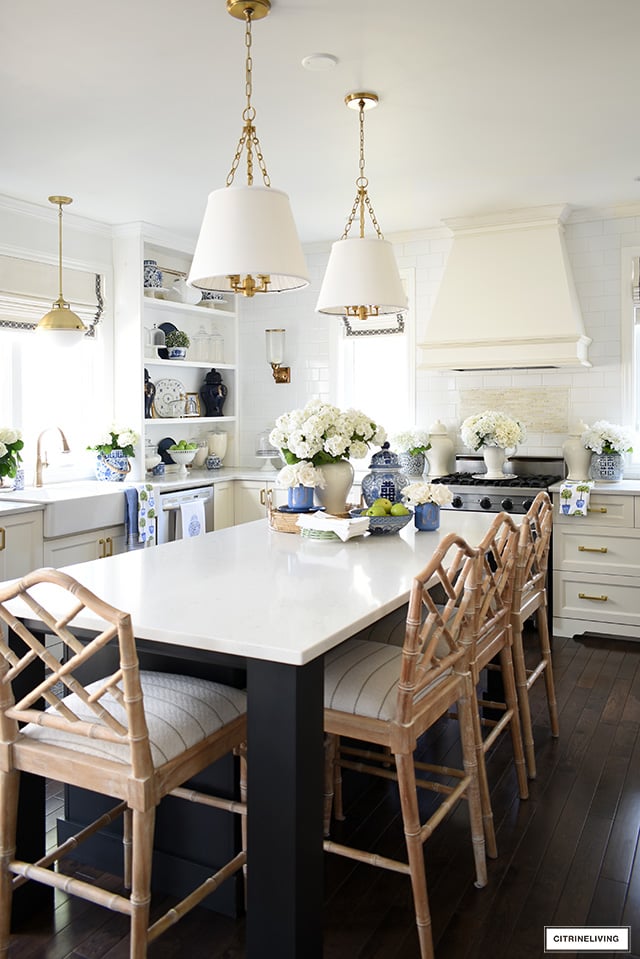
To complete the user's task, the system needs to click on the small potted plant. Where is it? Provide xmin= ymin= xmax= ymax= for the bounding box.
xmin=164 ymin=329 xmax=190 ymax=360
xmin=581 ymin=420 xmax=634 ymax=482
xmin=88 ymin=426 xmax=138 ymax=481
xmin=389 ymin=428 xmax=431 ymax=476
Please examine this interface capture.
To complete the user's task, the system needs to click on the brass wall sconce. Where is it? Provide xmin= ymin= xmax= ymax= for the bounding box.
xmin=265 ymin=328 xmax=290 ymax=383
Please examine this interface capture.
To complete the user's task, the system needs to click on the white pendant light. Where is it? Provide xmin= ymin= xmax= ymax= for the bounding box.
xmin=36 ymin=196 xmax=87 ymax=337
xmin=316 ymin=92 xmax=407 ymax=320
xmin=188 ymin=0 xmax=308 ymax=297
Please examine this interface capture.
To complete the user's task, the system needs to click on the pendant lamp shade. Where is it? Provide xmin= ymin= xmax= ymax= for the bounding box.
xmin=188 ymin=185 xmax=308 ymax=295
xmin=36 ymin=195 xmax=87 ymax=338
xmin=316 ymin=237 xmax=407 ymax=317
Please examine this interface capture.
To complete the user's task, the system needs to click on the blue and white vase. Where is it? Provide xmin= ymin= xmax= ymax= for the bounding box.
xmin=398 ymin=451 xmax=426 ymax=477
xmin=361 ymin=444 xmax=410 ymax=507
xmin=590 ymin=452 xmax=623 ymax=482
xmin=287 ymin=485 xmax=315 ymax=511
xmin=95 ymin=450 xmax=131 ymax=482
xmin=414 ymin=502 xmax=440 ymax=531
xmin=143 ymin=259 xmax=163 ymax=289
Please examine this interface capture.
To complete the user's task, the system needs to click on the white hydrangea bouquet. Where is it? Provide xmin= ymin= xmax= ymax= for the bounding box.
xmin=581 ymin=420 xmax=634 ymax=455
xmin=0 ymin=427 xmax=24 ymax=483
xmin=269 ymin=400 xmax=386 ymax=466
xmin=276 ymin=461 xmax=326 ymax=489
xmin=389 ymin=428 xmax=431 ymax=455
xmin=87 ymin=426 xmax=139 ymax=458
xmin=402 ymin=481 xmax=454 ymax=507
xmin=460 ymin=410 xmax=526 ymax=450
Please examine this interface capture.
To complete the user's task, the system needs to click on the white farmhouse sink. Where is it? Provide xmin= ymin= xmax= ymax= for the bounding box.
xmin=3 ymin=481 xmax=126 ymax=537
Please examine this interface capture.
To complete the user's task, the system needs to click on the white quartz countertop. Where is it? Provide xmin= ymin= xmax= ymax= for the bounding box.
xmin=0 ymin=500 xmax=44 ymax=517
xmin=6 ymin=510 xmax=497 ymax=666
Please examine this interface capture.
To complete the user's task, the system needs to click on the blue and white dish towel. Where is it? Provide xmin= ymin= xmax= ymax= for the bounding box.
xmin=124 ymin=485 xmax=157 ymax=548
xmin=558 ymin=480 xmax=593 ymax=517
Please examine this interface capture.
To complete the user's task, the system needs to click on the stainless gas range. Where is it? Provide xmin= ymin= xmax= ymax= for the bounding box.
xmin=432 ymin=455 xmax=565 ymax=514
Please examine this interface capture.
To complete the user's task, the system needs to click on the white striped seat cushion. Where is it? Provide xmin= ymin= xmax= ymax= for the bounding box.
xmin=21 ymin=671 xmax=247 ymax=767
xmin=325 ymin=638 xmax=452 ymax=722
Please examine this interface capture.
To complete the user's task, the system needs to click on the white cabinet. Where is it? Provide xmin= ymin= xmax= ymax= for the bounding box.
xmin=0 ymin=511 xmax=43 ymax=580
xmin=112 ymin=225 xmax=239 ymax=482
xmin=553 ymin=490 xmax=640 ymax=640
xmin=43 ymin=524 xmax=126 ymax=568
xmin=233 ymin=481 xmax=288 ymax=526
xmin=213 ymin=481 xmax=234 ymax=531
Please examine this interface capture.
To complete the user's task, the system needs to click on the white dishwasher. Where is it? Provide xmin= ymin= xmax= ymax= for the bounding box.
xmin=156 ymin=485 xmax=214 ymax=544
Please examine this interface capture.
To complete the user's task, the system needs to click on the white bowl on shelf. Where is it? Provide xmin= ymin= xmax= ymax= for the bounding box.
xmin=168 ymin=448 xmax=197 ymax=470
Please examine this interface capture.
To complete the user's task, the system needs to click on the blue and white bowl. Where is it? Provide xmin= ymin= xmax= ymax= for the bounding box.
xmin=349 ymin=507 xmax=413 ymax=535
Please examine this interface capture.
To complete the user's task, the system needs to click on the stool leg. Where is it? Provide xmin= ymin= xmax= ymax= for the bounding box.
xmin=537 ymin=605 xmax=560 ymax=738
xmin=129 ymin=807 xmax=155 ymax=959
xmin=396 ymin=752 xmax=435 ymax=959
xmin=0 ymin=769 xmax=18 ymax=959
xmin=511 ymin=619 xmax=538 ymax=779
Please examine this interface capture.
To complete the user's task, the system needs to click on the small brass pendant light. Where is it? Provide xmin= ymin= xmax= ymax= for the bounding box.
xmin=36 ymin=196 xmax=87 ymax=334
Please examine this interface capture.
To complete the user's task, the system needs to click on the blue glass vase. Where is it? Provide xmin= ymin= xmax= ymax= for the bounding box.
xmin=414 ymin=502 xmax=440 ymax=531
xmin=288 ymin=485 xmax=315 ymax=511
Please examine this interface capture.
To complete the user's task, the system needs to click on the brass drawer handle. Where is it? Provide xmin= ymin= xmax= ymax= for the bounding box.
xmin=578 ymin=592 xmax=608 ymax=602
xmin=587 ymin=506 xmax=607 ymax=513
xmin=98 ymin=537 xmax=106 ymax=559
xmin=578 ymin=545 xmax=608 ymax=553
xmin=0 ymin=527 xmax=5 ymax=551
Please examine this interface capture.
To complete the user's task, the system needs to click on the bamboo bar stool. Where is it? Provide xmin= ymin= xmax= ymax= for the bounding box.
xmin=511 ymin=491 xmax=558 ymax=778
xmin=0 ymin=568 xmax=247 ymax=959
xmin=468 ymin=512 xmax=529 ymax=859
xmin=323 ymin=533 xmax=487 ymax=959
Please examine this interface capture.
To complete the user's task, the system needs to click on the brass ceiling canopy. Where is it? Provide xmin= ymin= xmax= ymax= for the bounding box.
xmin=226 ymin=0 xmax=271 ymax=21
xmin=345 ymin=91 xmax=379 ymax=111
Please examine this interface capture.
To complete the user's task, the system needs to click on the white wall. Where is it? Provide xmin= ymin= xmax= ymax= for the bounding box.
xmin=237 ymin=211 xmax=639 ymax=465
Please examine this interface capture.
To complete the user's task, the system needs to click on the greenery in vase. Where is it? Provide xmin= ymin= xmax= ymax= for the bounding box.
xmin=87 ymin=426 xmax=139 ymax=458
xmin=0 ymin=427 xmax=24 ymax=480
xmin=165 ymin=330 xmax=190 ymax=349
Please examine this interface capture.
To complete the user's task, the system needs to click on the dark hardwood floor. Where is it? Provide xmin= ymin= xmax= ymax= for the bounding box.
xmin=8 ymin=629 xmax=640 ymax=958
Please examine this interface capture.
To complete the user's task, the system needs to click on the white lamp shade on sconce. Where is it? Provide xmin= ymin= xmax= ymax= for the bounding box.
xmin=315 ymin=236 xmax=407 ymax=316
xmin=188 ymin=185 xmax=309 ymax=294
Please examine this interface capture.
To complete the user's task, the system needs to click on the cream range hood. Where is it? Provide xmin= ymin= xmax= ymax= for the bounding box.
xmin=419 ymin=205 xmax=591 ymax=371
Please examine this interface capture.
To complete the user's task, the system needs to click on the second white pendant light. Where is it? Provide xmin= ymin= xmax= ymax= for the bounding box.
xmin=316 ymin=92 xmax=407 ymax=321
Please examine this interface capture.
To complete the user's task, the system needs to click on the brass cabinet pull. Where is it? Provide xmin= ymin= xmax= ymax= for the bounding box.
xmin=587 ymin=506 xmax=607 ymax=513
xmin=98 ymin=537 xmax=106 ymax=559
xmin=260 ymin=488 xmax=266 ymax=506
xmin=578 ymin=592 xmax=608 ymax=602
xmin=578 ymin=545 xmax=608 ymax=553
xmin=0 ymin=527 xmax=5 ymax=551
xmin=106 ymin=536 xmax=113 ymax=557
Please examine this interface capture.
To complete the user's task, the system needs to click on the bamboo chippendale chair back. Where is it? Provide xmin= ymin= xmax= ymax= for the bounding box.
xmin=467 ymin=513 xmax=529 ymax=857
xmin=323 ymin=533 xmax=489 ymax=959
xmin=511 ymin=491 xmax=559 ymax=778
xmin=0 ymin=567 xmax=247 ymax=959
xmin=0 ymin=568 xmax=154 ymax=785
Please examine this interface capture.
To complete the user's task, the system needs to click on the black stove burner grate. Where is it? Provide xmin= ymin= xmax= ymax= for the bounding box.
xmin=433 ymin=472 xmax=562 ymax=490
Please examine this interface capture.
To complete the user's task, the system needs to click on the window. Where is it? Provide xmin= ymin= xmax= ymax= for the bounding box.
xmin=334 ymin=267 xmax=416 ymax=433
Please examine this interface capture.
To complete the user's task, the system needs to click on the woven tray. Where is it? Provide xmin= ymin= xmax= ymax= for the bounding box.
xmin=268 ymin=506 xmax=302 ymax=534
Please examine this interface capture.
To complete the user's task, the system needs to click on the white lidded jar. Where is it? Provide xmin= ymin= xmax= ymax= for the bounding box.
xmin=426 ymin=421 xmax=454 ymax=478
xmin=563 ymin=419 xmax=592 ymax=480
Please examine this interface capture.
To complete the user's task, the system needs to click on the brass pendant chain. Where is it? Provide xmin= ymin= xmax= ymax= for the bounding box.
xmin=341 ymin=98 xmax=383 ymax=240
xmin=226 ymin=10 xmax=271 ymax=188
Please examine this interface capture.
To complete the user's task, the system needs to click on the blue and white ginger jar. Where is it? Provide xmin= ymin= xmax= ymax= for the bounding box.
xmin=361 ymin=443 xmax=411 ymax=507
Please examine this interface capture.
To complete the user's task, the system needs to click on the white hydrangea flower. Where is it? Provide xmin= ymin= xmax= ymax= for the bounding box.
xmin=268 ymin=400 xmax=386 ymax=466
xmin=581 ymin=420 xmax=634 ymax=455
xmin=401 ymin=482 xmax=454 ymax=506
xmin=460 ymin=410 xmax=526 ymax=451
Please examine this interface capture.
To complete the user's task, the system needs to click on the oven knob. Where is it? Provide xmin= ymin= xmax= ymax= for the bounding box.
xmin=480 ymin=497 xmax=492 ymax=510
xmin=522 ymin=497 xmax=534 ymax=512
xmin=451 ymin=496 xmax=464 ymax=509
xmin=501 ymin=497 xmax=514 ymax=512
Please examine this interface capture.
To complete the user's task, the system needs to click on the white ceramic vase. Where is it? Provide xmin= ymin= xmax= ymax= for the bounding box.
xmin=482 ymin=446 xmax=507 ymax=479
xmin=315 ymin=460 xmax=355 ymax=516
xmin=563 ymin=420 xmax=592 ymax=480
xmin=427 ymin=421 xmax=454 ymax=478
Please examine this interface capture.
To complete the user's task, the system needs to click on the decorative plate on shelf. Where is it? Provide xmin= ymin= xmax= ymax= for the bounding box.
xmin=153 ymin=378 xmax=185 ymax=418
xmin=157 ymin=437 xmax=177 ymax=464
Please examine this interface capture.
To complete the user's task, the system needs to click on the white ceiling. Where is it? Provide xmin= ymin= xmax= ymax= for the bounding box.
xmin=3 ymin=0 xmax=640 ymax=244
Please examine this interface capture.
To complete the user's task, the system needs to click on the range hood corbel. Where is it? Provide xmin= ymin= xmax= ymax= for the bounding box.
xmin=419 ymin=205 xmax=591 ymax=371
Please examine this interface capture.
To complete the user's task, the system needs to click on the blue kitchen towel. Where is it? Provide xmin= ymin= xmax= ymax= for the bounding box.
xmin=124 ymin=485 xmax=157 ymax=548
xmin=558 ymin=481 xmax=593 ymax=517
